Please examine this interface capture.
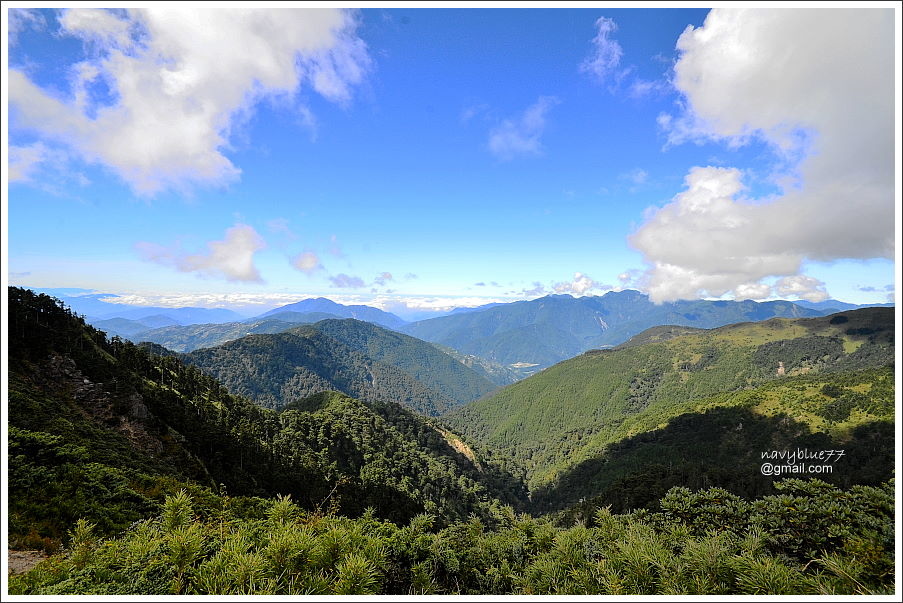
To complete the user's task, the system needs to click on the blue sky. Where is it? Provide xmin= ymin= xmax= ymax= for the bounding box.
xmin=5 ymin=7 xmax=898 ymax=317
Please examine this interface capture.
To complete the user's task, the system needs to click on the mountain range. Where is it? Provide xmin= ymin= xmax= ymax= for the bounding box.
xmin=7 ymin=287 xmax=523 ymax=540
xmin=443 ymin=307 xmax=895 ymax=507
xmin=259 ymin=297 xmax=407 ymax=330
xmin=180 ymin=319 xmax=497 ymax=416
xmin=6 ymin=287 xmax=895 ymax=595
xmin=79 ymin=290 xmax=890 ymax=383
xmin=401 ymin=291 xmax=833 ymax=374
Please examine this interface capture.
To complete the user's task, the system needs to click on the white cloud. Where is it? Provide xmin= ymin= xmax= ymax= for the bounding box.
xmin=103 ymin=291 xmax=312 ymax=312
xmin=553 ymin=272 xmax=610 ymax=296
xmin=8 ymin=143 xmax=48 ymax=182
xmin=291 ymin=251 xmax=322 ymax=274
xmin=734 ymin=282 xmax=774 ymax=301
xmin=77 ymin=289 xmax=535 ymax=321
xmin=137 ymin=223 xmax=266 ymax=282
xmin=580 ymin=16 xmax=624 ymax=85
xmin=329 ymin=273 xmax=366 ymax=289
xmin=488 ymin=96 xmax=559 ymax=160
xmin=774 ymin=275 xmax=828 ymax=303
xmin=371 ymin=295 xmax=511 ymax=316
xmin=60 ymin=7 xmax=132 ymax=47
xmin=373 ymin=272 xmax=393 ymax=286
xmin=633 ymin=9 xmax=894 ymax=303
xmin=9 ymin=8 xmax=371 ymax=195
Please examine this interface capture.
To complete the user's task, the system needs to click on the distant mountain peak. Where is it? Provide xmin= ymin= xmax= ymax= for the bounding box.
xmin=258 ymin=298 xmax=406 ymax=330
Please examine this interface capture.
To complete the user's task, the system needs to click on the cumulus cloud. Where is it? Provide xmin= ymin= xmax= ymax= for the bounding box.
xmin=291 ymin=251 xmax=322 ymax=274
xmin=137 ymin=223 xmax=266 ymax=282
xmin=774 ymin=275 xmax=828 ymax=303
xmin=633 ymin=9 xmax=894 ymax=303
xmin=9 ymin=8 xmax=371 ymax=195
xmin=580 ymin=16 xmax=625 ymax=85
xmin=329 ymin=273 xmax=366 ymax=289
xmin=734 ymin=282 xmax=773 ymax=301
xmin=373 ymin=272 xmax=393 ymax=286
xmin=553 ymin=272 xmax=611 ymax=297
xmin=488 ymin=96 xmax=559 ymax=160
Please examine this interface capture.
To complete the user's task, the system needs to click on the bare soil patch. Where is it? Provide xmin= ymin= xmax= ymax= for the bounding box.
xmin=8 ymin=549 xmax=48 ymax=575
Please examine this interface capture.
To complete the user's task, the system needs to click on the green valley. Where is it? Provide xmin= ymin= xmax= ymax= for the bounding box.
xmin=443 ymin=308 xmax=894 ymax=491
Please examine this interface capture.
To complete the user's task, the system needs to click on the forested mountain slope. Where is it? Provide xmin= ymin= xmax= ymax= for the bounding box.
xmin=443 ymin=308 xmax=894 ymax=491
xmin=401 ymin=290 xmax=827 ymax=373
xmin=6 ymin=288 xmax=896 ymax=596
xmin=183 ymin=326 xmax=463 ymax=416
xmin=7 ymin=288 xmax=524 ymax=549
xmin=537 ymin=366 xmax=894 ymax=515
xmin=102 ymin=316 xmax=499 ymax=406
xmin=308 ymin=319 xmax=498 ymax=403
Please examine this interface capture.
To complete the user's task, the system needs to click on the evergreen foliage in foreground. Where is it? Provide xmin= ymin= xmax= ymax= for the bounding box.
xmin=9 ymin=479 xmax=894 ymax=595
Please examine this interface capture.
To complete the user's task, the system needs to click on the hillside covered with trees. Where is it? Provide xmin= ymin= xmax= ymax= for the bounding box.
xmin=5 ymin=288 xmax=896 ymax=595
xmin=7 ymin=288 xmax=523 ymax=548
xmin=443 ymin=308 xmax=895 ymax=493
